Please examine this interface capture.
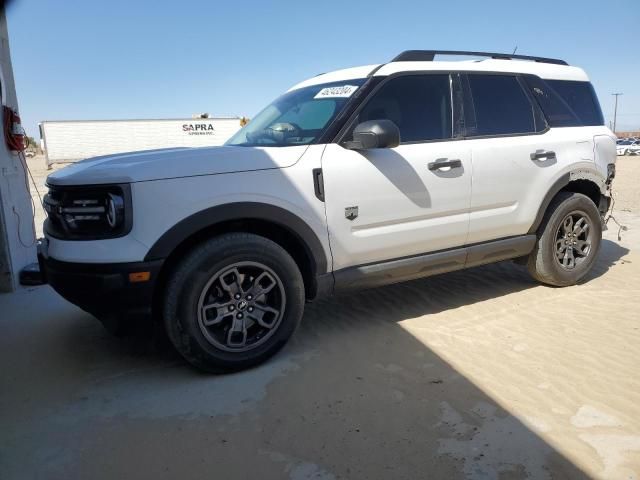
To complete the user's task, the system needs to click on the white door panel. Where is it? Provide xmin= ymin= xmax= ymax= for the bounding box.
xmin=467 ymin=128 xmax=594 ymax=244
xmin=322 ymin=142 xmax=471 ymax=270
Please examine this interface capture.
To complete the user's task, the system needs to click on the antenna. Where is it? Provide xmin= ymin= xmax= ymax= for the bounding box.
xmin=612 ymin=93 xmax=623 ymax=134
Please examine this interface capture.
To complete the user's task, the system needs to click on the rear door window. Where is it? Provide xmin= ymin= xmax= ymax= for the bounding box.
xmin=464 ymin=74 xmax=545 ymax=136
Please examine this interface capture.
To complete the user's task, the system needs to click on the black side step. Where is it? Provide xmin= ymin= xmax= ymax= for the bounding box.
xmin=333 ymin=235 xmax=536 ymax=291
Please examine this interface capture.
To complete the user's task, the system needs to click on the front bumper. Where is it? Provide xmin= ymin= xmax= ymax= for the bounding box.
xmin=38 ymin=246 xmax=163 ymax=332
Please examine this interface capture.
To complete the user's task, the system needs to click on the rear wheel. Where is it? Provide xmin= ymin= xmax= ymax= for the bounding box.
xmin=163 ymin=233 xmax=305 ymax=372
xmin=527 ymin=192 xmax=602 ymax=286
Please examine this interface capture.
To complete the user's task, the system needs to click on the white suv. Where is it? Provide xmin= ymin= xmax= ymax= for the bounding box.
xmin=40 ymin=50 xmax=617 ymax=372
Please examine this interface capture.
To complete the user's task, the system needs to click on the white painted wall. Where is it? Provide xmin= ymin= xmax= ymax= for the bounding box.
xmin=0 ymin=9 xmax=37 ymax=291
xmin=41 ymin=118 xmax=242 ymax=166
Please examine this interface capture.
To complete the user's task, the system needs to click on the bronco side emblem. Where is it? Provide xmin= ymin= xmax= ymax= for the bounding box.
xmin=345 ymin=206 xmax=358 ymax=221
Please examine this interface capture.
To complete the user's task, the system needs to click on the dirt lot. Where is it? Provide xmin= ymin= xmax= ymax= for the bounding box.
xmin=0 ymin=156 xmax=639 ymax=479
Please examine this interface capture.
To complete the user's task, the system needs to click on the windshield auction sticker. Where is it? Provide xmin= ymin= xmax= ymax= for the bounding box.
xmin=314 ymin=85 xmax=359 ymax=99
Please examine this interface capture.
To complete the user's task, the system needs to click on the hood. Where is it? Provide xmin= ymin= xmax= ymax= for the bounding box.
xmin=46 ymin=145 xmax=309 ymax=186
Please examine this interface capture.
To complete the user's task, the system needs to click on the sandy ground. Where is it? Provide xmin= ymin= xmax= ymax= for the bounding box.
xmin=0 ymin=156 xmax=639 ymax=479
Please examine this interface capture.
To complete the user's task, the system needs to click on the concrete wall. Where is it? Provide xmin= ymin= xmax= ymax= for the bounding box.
xmin=0 ymin=8 xmax=36 ymax=291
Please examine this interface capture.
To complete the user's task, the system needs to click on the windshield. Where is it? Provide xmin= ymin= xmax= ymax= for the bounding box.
xmin=226 ymin=79 xmax=366 ymax=147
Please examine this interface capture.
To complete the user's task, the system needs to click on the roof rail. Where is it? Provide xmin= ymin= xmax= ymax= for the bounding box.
xmin=391 ymin=50 xmax=568 ymax=66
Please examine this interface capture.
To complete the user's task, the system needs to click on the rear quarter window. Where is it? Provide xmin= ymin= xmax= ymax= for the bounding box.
xmin=546 ymin=80 xmax=604 ymax=126
xmin=524 ymin=76 xmax=581 ymax=127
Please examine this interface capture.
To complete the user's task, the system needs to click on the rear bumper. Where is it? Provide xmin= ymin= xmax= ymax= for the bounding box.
xmin=39 ymin=250 xmax=163 ymax=331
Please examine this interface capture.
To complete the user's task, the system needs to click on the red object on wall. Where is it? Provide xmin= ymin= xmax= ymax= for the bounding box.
xmin=3 ymin=105 xmax=26 ymax=152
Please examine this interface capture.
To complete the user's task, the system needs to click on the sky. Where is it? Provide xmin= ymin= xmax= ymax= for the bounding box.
xmin=6 ymin=0 xmax=640 ymax=138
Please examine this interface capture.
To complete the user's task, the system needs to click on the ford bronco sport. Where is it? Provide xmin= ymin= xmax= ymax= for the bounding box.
xmin=40 ymin=50 xmax=617 ymax=372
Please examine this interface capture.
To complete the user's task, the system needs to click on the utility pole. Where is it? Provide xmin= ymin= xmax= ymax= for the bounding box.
xmin=612 ymin=93 xmax=623 ymax=134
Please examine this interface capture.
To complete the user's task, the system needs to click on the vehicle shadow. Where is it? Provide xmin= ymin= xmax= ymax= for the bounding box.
xmin=2 ymin=239 xmax=628 ymax=478
xmin=582 ymin=238 xmax=630 ymax=282
xmin=323 ymin=238 xmax=628 ymax=321
xmin=256 ymin=243 xmax=627 ymax=478
xmin=360 ymin=149 xmax=432 ymax=208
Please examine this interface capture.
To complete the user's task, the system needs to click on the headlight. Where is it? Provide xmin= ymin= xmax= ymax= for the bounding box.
xmin=43 ymin=184 xmax=132 ymax=240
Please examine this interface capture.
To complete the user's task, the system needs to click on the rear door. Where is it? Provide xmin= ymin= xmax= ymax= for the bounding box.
xmin=322 ymin=74 xmax=472 ymax=270
xmin=462 ymin=73 xmax=589 ymax=244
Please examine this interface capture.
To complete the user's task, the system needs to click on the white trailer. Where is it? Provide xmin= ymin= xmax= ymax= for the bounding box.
xmin=39 ymin=117 xmax=243 ymax=168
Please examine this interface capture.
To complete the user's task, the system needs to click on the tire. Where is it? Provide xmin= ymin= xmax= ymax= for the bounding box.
xmin=527 ymin=192 xmax=602 ymax=287
xmin=163 ymin=233 xmax=305 ymax=373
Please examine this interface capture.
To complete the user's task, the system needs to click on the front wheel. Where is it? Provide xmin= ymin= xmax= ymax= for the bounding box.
xmin=527 ymin=192 xmax=602 ymax=287
xmin=163 ymin=233 xmax=305 ymax=372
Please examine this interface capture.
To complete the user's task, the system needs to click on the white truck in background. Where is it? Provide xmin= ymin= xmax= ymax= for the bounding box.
xmin=39 ymin=117 xmax=243 ymax=168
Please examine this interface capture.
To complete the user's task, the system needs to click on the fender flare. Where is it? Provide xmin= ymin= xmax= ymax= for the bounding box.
xmin=144 ymin=202 xmax=329 ymax=274
xmin=527 ymin=171 xmax=605 ymax=234
xmin=528 ymin=173 xmax=570 ymax=234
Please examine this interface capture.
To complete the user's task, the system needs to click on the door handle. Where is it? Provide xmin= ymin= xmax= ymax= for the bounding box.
xmin=530 ymin=150 xmax=556 ymax=162
xmin=428 ymin=159 xmax=462 ymax=171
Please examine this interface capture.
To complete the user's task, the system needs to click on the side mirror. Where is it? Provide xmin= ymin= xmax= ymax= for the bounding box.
xmin=344 ymin=119 xmax=400 ymax=150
